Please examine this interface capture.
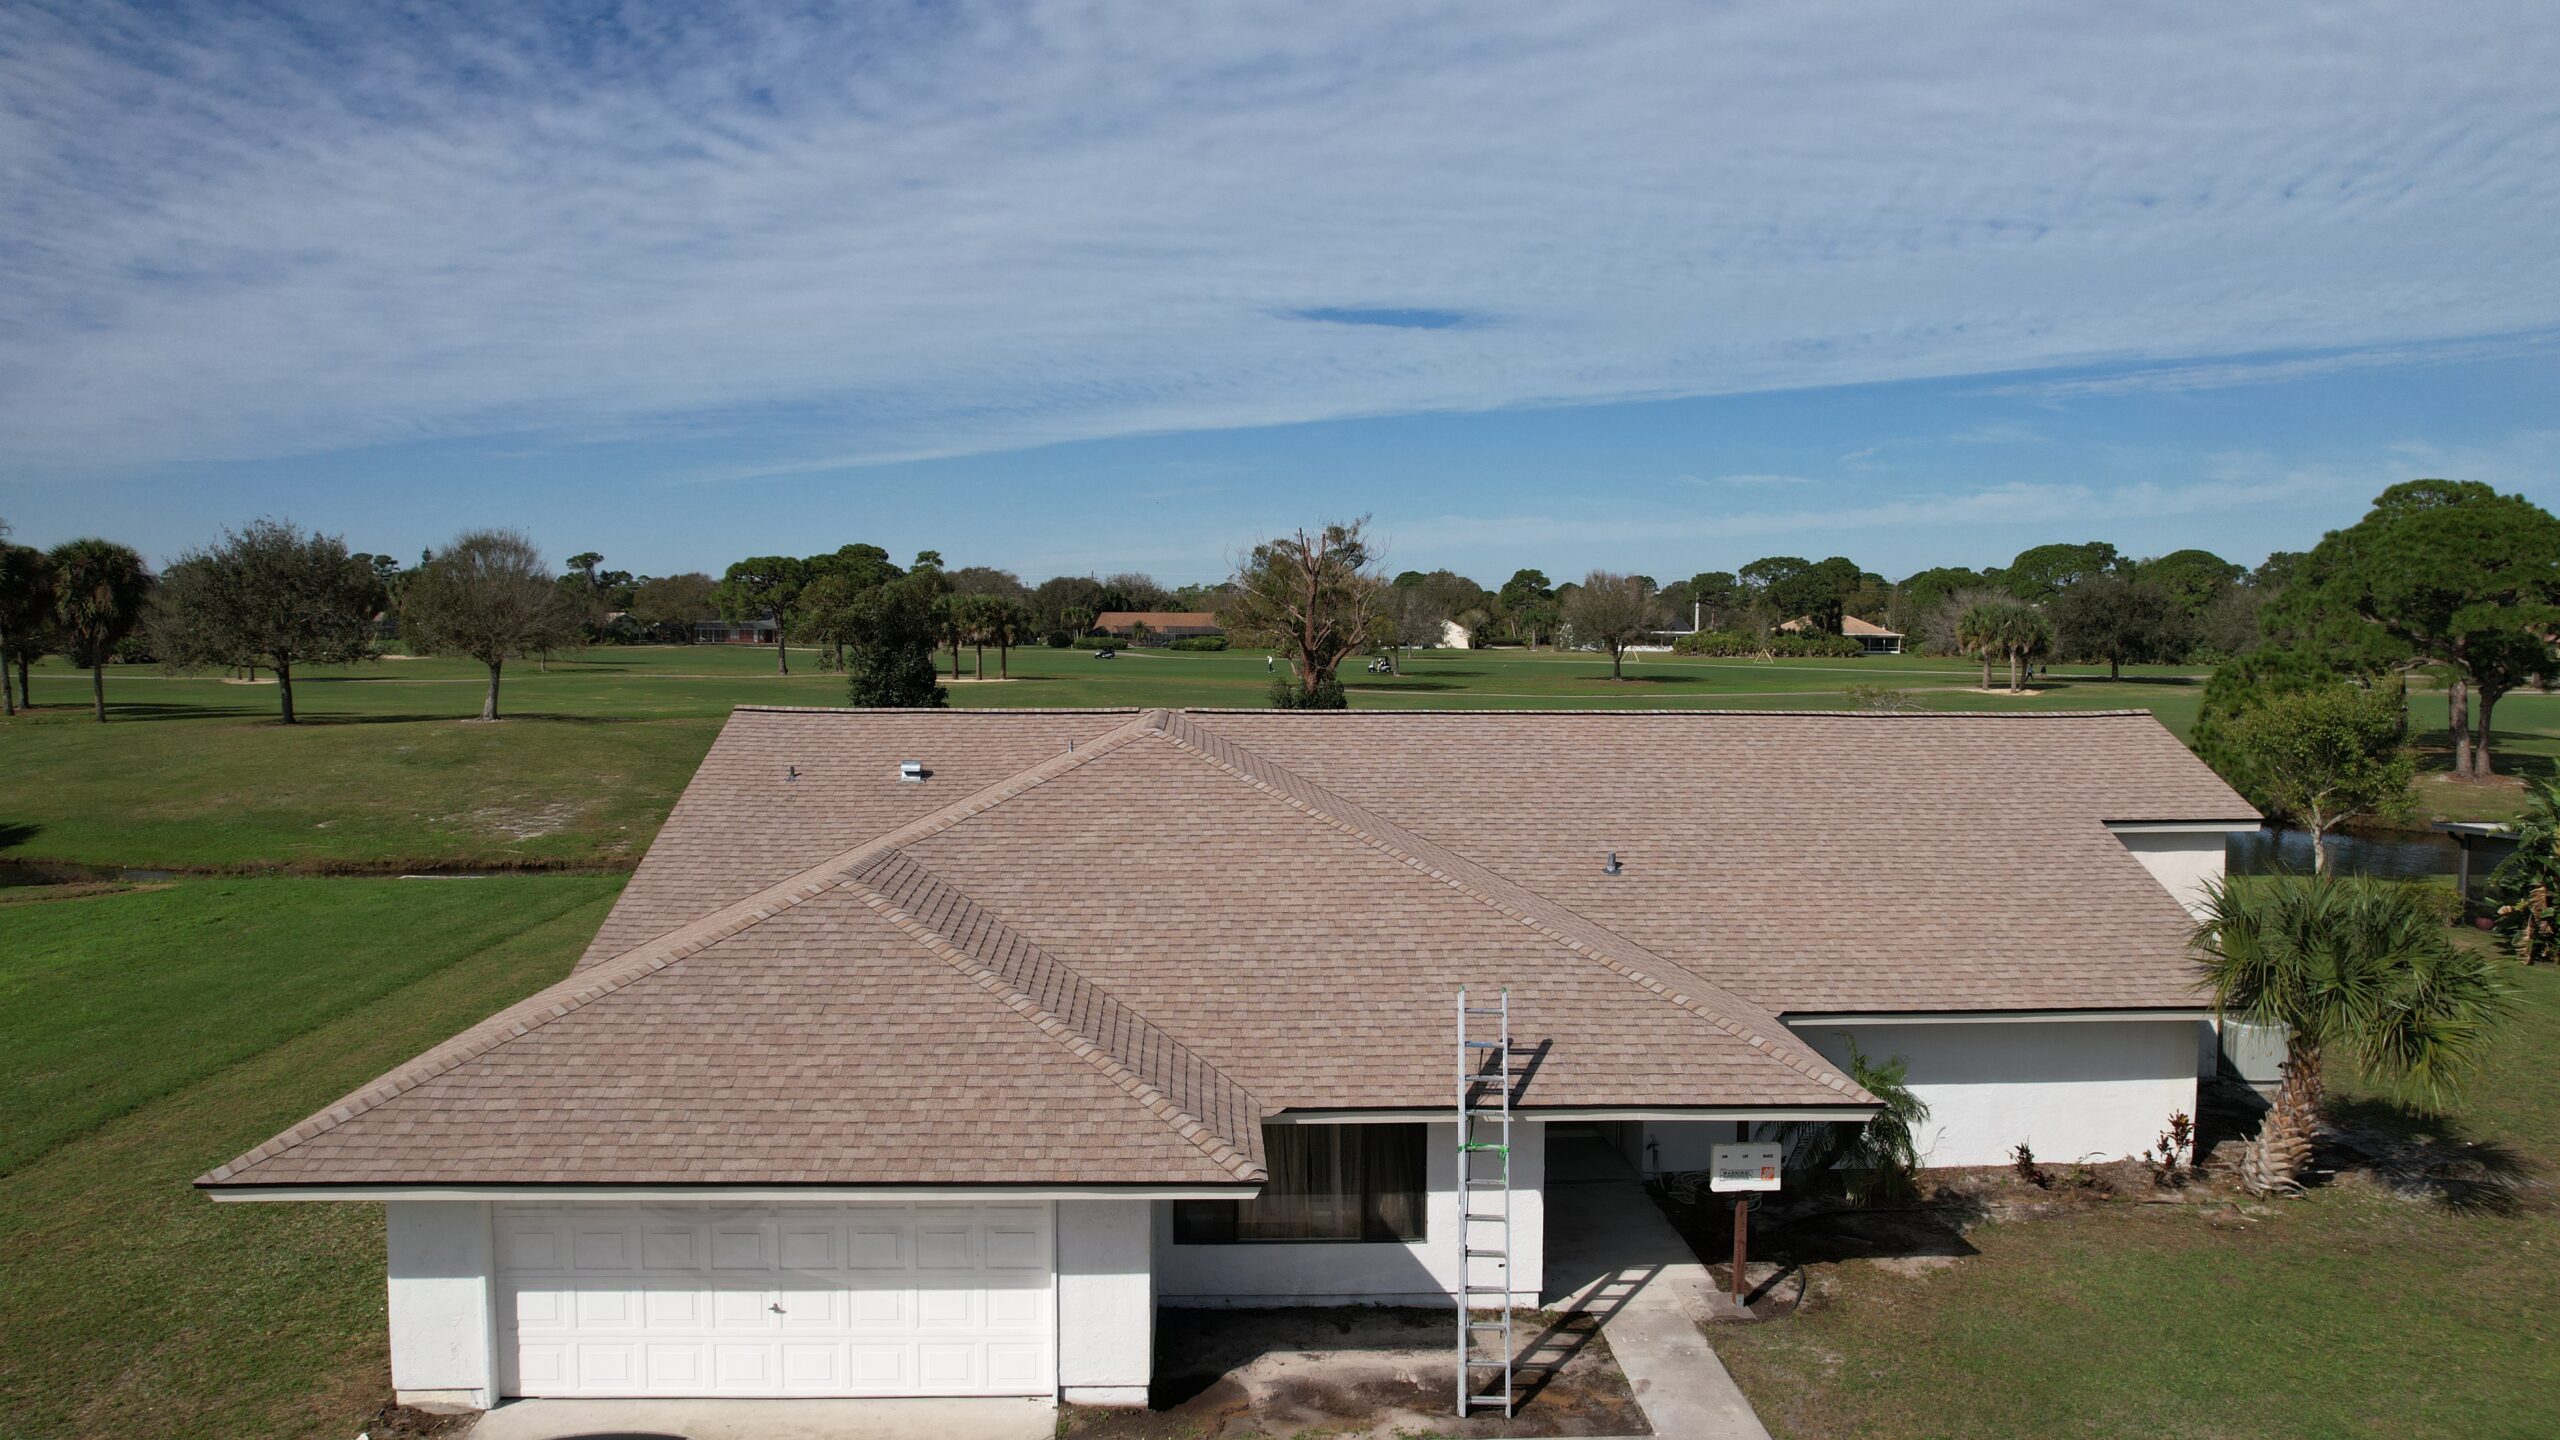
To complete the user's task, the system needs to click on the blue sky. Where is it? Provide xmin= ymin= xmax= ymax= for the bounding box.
xmin=3 ymin=2 xmax=2556 ymax=585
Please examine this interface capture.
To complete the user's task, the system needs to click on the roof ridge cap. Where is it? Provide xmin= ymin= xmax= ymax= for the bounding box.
xmin=848 ymin=852 xmax=1265 ymax=1183
xmin=1151 ymin=713 xmax=1869 ymax=1104
xmin=199 ymin=711 xmax=1170 ymax=1187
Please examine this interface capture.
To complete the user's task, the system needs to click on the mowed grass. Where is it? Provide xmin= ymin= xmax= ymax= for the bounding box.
xmin=7 ymin=643 xmax=2552 ymax=870
xmin=1714 ymin=964 xmax=2560 ymax=1440
xmin=0 ymin=875 xmax=623 ymax=1440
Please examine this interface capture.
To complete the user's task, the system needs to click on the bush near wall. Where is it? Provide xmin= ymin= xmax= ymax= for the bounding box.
xmin=1166 ymin=636 xmax=1229 ymax=651
xmin=1070 ymin=635 xmax=1121 ymax=650
xmin=1673 ymin=629 xmax=1865 ymax=658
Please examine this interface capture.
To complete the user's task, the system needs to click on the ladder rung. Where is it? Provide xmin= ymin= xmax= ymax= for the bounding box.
xmin=1460 ymin=1039 xmax=1503 ymax=1049
xmin=1464 ymin=1250 xmax=1507 ymax=1259
xmin=1466 ymin=1320 xmax=1508 ymax=1331
xmin=1464 ymin=1212 xmax=1506 ymax=1222
xmin=1462 ymin=1006 xmax=1507 ymax=1015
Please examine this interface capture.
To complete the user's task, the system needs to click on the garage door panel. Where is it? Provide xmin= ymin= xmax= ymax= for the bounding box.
xmin=709 ymin=1287 xmax=774 ymax=1329
xmin=645 ymin=1342 xmax=703 ymax=1389
xmin=572 ymin=1288 xmax=635 ymax=1328
xmin=501 ymin=1224 xmax=563 ymax=1271
xmin=846 ymin=1221 xmax=907 ymax=1269
xmin=914 ymin=1222 xmax=974 ymax=1270
xmin=710 ymin=1223 xmax=773 ymax=1269
xmin=642 ymin=1227 xmax=703 ymax=1270
xmin=572 ymin=1227 xmax=636 ymax=1271
xmin=917 ymin=1343 xmax=980 ymax=1390
xmin=496 ymin=1202 xmax=1053 ymax=1399
xmin=777 ymin=1285 xmax=843 ymax=1329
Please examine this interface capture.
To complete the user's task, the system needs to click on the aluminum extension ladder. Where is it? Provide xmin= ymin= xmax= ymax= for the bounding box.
xmin=1455 ymin=985 xmax=1515 ymax=1417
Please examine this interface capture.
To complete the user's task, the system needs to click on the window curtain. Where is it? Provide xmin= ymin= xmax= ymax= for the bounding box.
xmin=1176 ymin=1124 xmax=1426 ymax=1244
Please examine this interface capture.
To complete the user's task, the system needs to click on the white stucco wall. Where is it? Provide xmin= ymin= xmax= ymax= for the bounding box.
xmin=2110 ymin=828 xmax=2232 ymax=920
xmin=387 ymin=1200 xmax=498 ymax=1410
xmin=1156 ymin=1121 xmax=1544 ymax=1306
xmin=1644 ymin=1022 xmax=2203 ymax=1171
xmin=1808 ymin=1021 xmax=2201 ymax=1166
xmin=1056 ymin=1199 xmax=1154 ymax=1406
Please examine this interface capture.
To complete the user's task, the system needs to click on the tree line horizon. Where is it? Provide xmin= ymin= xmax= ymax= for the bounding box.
xmin=1 ymin=481 xmax=2553 ymax=783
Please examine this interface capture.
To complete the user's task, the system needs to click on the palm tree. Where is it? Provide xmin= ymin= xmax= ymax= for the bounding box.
xmin=0 ymin=542 xmax=55 ymax=716
xmin=1997 ymin=605 xmax=2052 ymax=693
xmin=47 ymin=538 xmax=151 ymax=723
xmin=990 ymin=598 xmax=1031 ymax=679
xmin=2191 ymin=874 xmax=2513 ymax=1196
xmin=1798 ymin=1039 xmax=1932 ymax=1205
xmin=1956 ymin=602 xmax=2001 ymax=689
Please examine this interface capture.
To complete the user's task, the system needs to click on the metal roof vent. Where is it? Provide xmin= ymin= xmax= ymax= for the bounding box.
xmin=898 ymin=760 xmax=926 ymax=783
xmin=1603 ymin=851 xmax=1623 ymax=876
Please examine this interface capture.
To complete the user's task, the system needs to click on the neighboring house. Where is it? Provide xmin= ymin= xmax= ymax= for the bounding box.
xmin=1439 ymin=618 xmax=1473 ymax=649
xmin=692 ymin=616 xmax=779 ymax=645
xmin=1778 ymin=613 xmax=1905 ymax=654
xmin=199 ymin=708 xmax=2254 ymax=1410
xmin=1093 ymin=610 xmax=1220 ymax=642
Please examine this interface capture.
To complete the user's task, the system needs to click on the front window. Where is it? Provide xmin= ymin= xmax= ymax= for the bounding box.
xmin=1173 ymin=1123 xmax=1427 ymax=1244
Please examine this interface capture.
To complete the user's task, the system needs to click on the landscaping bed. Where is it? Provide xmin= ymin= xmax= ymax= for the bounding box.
xmin=1056 ymin=1305 xmax=1648 ymax=1439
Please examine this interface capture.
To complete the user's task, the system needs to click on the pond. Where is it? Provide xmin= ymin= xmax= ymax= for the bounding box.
xmin=2226 ymin=825 xmax=2515 ymax=890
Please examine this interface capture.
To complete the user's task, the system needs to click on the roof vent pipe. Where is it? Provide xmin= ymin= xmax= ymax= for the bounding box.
xmin=899 ymin=760 xmax=926 ymax=783
xmin=1603 ymin=852 xmax=1623 ymax=876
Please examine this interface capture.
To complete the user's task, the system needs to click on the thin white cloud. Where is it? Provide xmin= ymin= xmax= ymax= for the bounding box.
xmin=1971 ymin=333 xmax=2559 ymax=401
xmin=2 ymin=2 xmax=2557 ymax=478
xmin=1698 ymin=473 xmax=1817 ymax=487
xmin=1394 ymin=428 xmax=2560 ymax=565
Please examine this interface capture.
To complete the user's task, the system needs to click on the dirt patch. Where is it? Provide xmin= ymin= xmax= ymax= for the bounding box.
xmin=355 ymin=1401 xmax=475 ymax=1439
xmin=1057 ymin=1305 xmax=1648 ymax=1438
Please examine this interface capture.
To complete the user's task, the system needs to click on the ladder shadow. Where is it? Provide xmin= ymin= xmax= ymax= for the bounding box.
xmin=1504 ymin=1261 xmax=1660 ymax=1410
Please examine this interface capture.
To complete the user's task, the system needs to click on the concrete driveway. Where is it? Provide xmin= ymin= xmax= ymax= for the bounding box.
xmin=463 ymin=1395 xmax=1054 ymax=1440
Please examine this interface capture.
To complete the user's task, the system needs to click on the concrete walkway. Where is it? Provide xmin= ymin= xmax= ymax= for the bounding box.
xmin=1544 ymin=1138 xmax=1773 ymax=1440
xmin=463 ymin=1395 xmax=1054 ymax=1440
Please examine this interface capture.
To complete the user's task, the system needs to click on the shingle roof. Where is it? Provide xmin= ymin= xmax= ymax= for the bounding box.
xmin=204 ymin=706 xmax=2247 ymax=1192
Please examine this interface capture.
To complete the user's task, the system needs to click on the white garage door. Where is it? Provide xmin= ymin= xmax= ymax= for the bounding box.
xmin=494 ymin=1202 xmax=1055 ymax=1398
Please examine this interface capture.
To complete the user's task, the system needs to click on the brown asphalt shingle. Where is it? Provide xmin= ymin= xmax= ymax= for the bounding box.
xmin=205 ymin=707 xmax=2244 ymax=1191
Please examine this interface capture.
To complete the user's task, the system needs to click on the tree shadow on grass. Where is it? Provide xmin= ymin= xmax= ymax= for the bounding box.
xmin=290 ymin=710 xmax=662 ymax=727
xmin=2318 ymin=1094 xmax=2538 ymax=1215
xmin=79 ymin=702 xmax=268 ymax=724
xmin=1347 ymin=679 xmax=1468 ymax=693
xmin=0 ymin=822 xmax=42 ymax=856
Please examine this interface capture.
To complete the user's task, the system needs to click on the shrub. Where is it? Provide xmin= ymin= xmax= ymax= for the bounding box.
xmin=1070 ymin=635 xmax=1121 ymax=650
xmin=2142 ymin=1111 xmax=2196 ymax=1187
xmin=2010 ymin=1142 xmax=2049 ymax=1188
xmin=1673 ymin=628 xmax=1864 ymax=659
xmin=1045 ymin=629 xmax=1072 ymax=649
xmin=1167 ymin=636 xmax=1229 ymax=651
xmin=1845 ymin=683 xmax=1920 ymax=712
xmin=1799 ymin=1039 xmax=1930 ymax=1205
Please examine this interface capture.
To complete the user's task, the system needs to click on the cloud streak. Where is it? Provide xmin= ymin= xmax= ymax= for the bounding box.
xmin=2 ymin=1 xmax=2557 ymax=479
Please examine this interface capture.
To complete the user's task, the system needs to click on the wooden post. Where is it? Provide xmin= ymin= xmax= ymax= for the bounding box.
xmin=1731 ymin=1197 xmax=1748 ymax=1305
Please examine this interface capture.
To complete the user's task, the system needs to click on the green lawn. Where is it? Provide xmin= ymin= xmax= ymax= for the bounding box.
xmin=2 ymin=646 xmax=2556 ymax=1438
xmin=14 ymin=643 xmax=2546 ymax=871
xmin=0 ymin=875 xmax=623 ymax=1440
xmin=1713 ymin=963 xmax=2560 ymax=1440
